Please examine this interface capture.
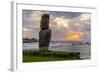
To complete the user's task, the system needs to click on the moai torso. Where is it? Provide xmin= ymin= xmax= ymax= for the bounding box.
xmin=39 ymin=14 xmax=51 ymax=51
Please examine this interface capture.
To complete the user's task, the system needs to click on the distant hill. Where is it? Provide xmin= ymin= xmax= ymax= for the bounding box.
xmin=23 ymin=38 xmax=38 ymax=43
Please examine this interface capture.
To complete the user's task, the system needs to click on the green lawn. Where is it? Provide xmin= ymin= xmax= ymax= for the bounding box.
xmin=23 ymin=56 xmax=80 ymax=62
xmin=23 ymin=50 xmax=80 ymax=62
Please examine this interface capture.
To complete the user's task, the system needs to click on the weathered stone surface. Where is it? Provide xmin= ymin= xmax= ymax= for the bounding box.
xmin=40 ymin=14 xmax=50 ymax=29
xmin=39 ymin=14 xmax=51 ymax=51
xmin=39 ymin=29 xmax=51 ymax=51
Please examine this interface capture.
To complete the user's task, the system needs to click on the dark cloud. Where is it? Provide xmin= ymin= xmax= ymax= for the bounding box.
xmin=50 ymin=11 xmax=82 ymax=19
xmin=22 ymin=10 xmax=33 ymax=27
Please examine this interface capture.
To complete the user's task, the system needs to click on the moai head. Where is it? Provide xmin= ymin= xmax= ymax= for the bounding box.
xmin=40 ymin=14 xmax=50 ymax=30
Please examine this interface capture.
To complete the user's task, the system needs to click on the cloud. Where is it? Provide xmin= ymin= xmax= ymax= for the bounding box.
xmin=22 ymin=27 xmax=32 ymax=38
xmin=22 ymin=27 xmax=40 ymax=39
xmin=68 ymin=13 xmax=91 ymax=31
xmin=23 ymin=10 xmax=91 ymax=41
xmin=50 ymin=16 xmax=70 ymax=30
xmin=50 ymin=11 xmax=82 ymax=19
xmin=79 ymin=14 xmax=91 ymax=21
xmin=64 ymin=31 xmax=86 ymax=41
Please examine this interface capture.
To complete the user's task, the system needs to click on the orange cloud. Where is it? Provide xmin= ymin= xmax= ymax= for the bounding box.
xmin=64 ymin=31 xmax=86 ymax=41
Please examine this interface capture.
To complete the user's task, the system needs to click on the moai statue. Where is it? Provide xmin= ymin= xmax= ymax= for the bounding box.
xmin=39 ymin=14 xmax=51 ymax=51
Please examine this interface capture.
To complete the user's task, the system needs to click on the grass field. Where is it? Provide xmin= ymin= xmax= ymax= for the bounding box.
xmin=23 ymin=56 xmax=80 ymax=62
xmin=23 ymin=50 xmax=80 ymax=62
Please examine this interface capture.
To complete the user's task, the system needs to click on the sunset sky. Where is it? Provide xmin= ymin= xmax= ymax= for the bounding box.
xmin=22 ymin=10 xmax=91 ymax=42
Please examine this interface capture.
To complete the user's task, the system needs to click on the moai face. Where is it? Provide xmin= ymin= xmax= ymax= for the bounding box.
xmin=40 ymin=14 xmax=50 ymax=30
